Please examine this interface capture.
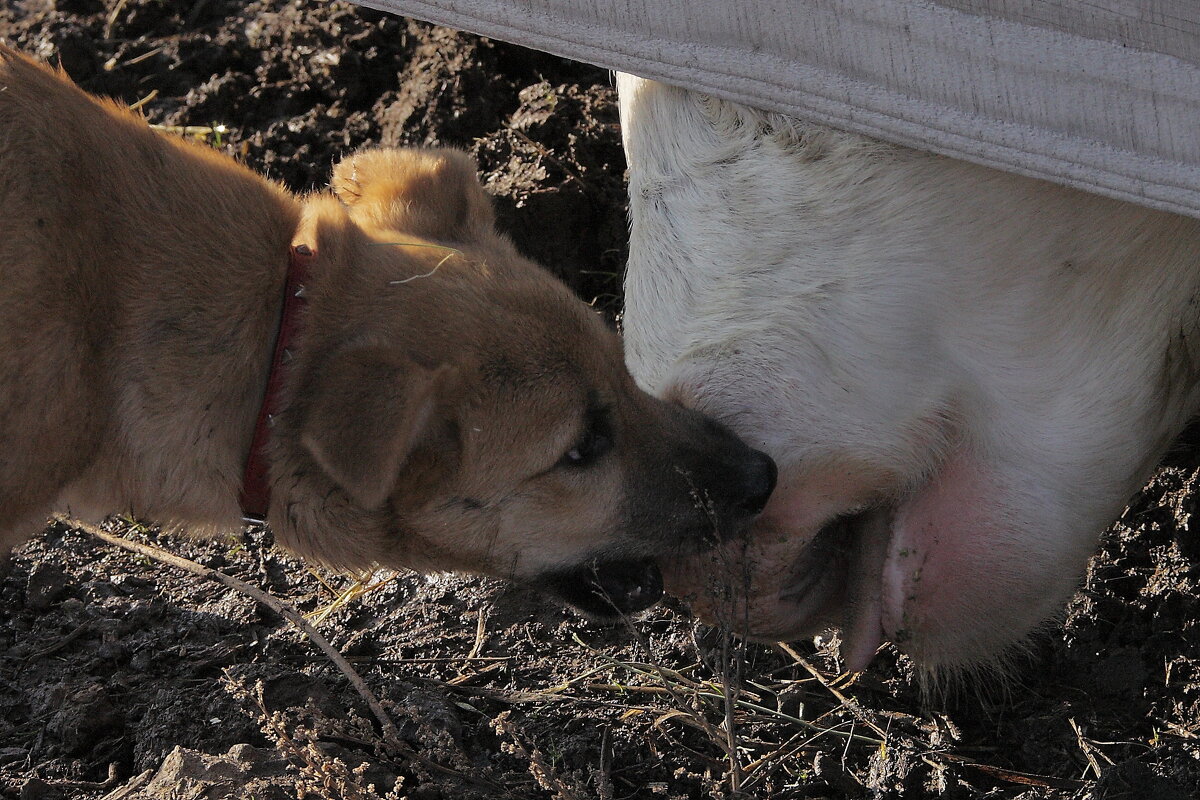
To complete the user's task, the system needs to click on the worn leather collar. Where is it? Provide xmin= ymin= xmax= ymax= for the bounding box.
xmin=239 ymin=243 xmax=314 ymax=520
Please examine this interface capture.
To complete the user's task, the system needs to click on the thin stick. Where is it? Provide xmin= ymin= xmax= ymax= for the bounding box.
xmin=570 ymin=631 xmax=734 ymax=753
xmin=149 ymin=123 xmax=229 ymax=140
xmin=511 ymin=128 xmax=587 ymax=188
xmin=57 ymin=516 xmax=402 ymax=743
xmin=367 ymin=241 xmax=464 ymax=286
xmin=720 ymin=631 xmax=743 ymax=793
xmin=127 ymin=88 xmax=158 ymax=111
xmin=466 ymin=607 xmax=489 ymax=661
xmin=778 ymin=642 xmax=890 ymax=740
xmin=57 ymin=516 xmax=502 ymax=791
xmin=495 ymin=712 xmax=586 ymax=800
xmin=22 ymin=622 xmax=89 ymax=661
xmin=103 ymin=0 xmax=129 ymax=39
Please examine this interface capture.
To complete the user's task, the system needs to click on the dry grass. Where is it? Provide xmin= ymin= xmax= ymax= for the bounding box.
xmin=24 ymin=514 xmax=1167 ymax=797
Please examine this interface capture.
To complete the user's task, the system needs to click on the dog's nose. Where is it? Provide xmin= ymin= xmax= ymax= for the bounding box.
xmin=736 ymin=450 xmax=777 ymax=514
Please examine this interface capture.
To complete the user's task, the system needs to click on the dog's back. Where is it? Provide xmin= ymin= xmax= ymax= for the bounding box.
xmin=0 ymin=49 xmax=114 ymax=535
xmin=0 ymin=47 xmax=298 ymax=543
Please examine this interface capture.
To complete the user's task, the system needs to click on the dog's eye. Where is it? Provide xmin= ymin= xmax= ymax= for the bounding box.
xmin=559 ymin=410 xmax=612 ymax=468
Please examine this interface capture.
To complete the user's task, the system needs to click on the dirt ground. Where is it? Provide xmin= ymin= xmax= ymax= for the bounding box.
xmin=1 ymin=1 xmax=1198 ymax=798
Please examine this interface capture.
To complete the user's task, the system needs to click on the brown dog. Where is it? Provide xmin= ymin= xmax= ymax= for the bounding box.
xmin=0 ymin=46 xmax=775 ymax=617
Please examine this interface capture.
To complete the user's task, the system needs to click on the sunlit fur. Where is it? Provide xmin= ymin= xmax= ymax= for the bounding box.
xmin=0 ymin=48 xmax=770 ymax=601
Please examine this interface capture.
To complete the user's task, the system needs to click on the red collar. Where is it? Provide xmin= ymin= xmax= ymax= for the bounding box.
xmin=239 ymin=244 xmax=315 ymax=520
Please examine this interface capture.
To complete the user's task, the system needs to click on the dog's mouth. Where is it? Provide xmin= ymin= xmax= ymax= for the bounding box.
xmin=660 ymin=505 xmax=894 ymax=669
xmin=542 ymin=558 xmax=665 ymax=619
xmin=776 ymin=507 xmax=892 ymax=670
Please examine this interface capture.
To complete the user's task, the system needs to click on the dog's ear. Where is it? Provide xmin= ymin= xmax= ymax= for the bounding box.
xmin=300 ymin=347 xmax=461 ymax=509
xmin=330 ymin=147 xmax=495 ymax=242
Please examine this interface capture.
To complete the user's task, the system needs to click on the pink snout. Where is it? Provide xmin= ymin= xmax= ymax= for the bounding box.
xmin=662 ymin=451 xmax=1092 ymax=671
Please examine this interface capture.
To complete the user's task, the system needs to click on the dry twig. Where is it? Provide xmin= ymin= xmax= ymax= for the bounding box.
xmin=56 ymin=516 xmax=501 ymax=791
xmin=495 ymin=711 xmax=586 ymax=800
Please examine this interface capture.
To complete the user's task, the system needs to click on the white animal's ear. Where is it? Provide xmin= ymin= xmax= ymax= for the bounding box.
xmin=300 ymin=347 xmax=461 ymax=509
xmin=330 ymin=147 xmax=495 ymax=241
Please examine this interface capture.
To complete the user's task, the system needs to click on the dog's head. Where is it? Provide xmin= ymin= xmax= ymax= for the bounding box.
xmin=268 ymin=147 xmax=775 ymax=618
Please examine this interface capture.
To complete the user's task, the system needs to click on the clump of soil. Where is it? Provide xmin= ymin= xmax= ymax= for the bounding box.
xmin=2 ymin=0 xmax=626 ymax=311
xmin=1 ymin=2 xmax=1198 ymax=798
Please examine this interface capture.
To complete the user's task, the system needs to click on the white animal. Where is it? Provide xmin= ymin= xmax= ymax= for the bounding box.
xmin=617 ymin=74 xmax=1200 ymax=671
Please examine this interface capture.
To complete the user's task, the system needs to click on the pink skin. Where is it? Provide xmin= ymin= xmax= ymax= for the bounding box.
xmin=880 ymin=454 xmax=1047 ymax=668
xmin=664 ymin=450 xmax=1050 ymax=671
xmin=882 ymin=456 xmax=993 ymax=653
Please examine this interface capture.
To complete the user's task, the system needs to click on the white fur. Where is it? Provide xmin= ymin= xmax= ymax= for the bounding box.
xmin=618 ymin=74 xmax=1200 ymax=669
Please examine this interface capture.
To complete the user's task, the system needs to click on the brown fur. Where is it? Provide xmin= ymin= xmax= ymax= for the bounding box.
xmin=0 ymin=46 xmax=773 ymax=606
